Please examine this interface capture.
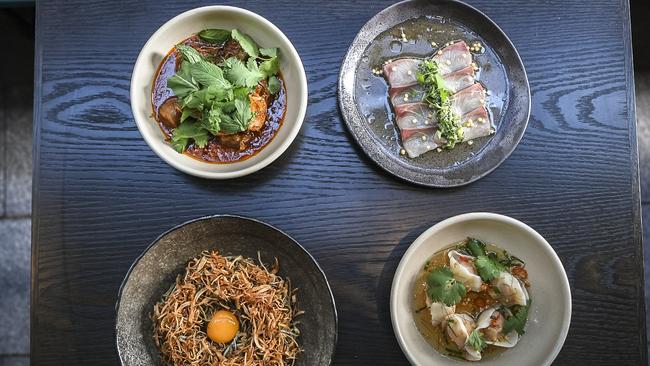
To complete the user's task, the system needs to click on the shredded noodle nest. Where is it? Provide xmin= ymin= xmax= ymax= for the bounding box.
xmin=152 ymin=251 xmax=302 ymax=365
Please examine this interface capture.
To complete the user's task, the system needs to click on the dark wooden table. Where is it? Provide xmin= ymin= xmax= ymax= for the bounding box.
xmin=32 ymin=0 xmax=645 ymax=364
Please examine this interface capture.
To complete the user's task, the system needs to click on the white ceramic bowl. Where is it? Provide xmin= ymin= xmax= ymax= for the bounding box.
xmin=391 ymin=213 xmax=571 ymax=365
xmin=131 ymin=6 xmax=307 ymax=179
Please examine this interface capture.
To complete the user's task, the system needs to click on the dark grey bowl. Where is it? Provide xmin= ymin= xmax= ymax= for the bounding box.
xmin=115 ymin=215 xmax=337 ymax=365
xmin=338 ymin=0 xmax=531 ymax=187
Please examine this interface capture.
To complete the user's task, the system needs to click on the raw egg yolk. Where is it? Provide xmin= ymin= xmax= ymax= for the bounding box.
xmin=207 ymin=310 xmax=239 ymax=343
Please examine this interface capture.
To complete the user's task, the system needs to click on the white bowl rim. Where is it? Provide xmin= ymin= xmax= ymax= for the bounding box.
xmin=130 ymin=5 xmax=308 ymax=179
xmin=390 ymin=212 xmax=572 ymax=365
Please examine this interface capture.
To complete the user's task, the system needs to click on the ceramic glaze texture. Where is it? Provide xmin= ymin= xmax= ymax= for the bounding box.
xmin=338 ymin=0 xmax=530 ymax=187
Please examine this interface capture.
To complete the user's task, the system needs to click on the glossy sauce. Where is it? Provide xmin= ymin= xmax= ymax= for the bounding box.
xmin=412 ymin=242 xmax=507 ymax=361
xmin=151 ymin=36 xmax=287 ymax=164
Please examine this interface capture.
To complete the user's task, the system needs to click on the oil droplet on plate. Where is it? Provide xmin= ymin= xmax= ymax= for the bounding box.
xmin=361 ymin=78 xmax=372 ymax=90
xmin=390 ymin=41 xmax=402 ymax=53
xmin=361 ymin=55 xmax=369 ymax=63
xmin=366 ymin=115 xmax=376 ymax=124
xmin=384 ymin=122 xmax=393 ymax=130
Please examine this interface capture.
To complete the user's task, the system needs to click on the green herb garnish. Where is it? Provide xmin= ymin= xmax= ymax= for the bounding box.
xmin=464 ymin=237 xmax=506 ymax=282
xmin=467 ymin=329 xmax=488 ymax=352
xmin=426 ymin=267 xmax=467 ymax=306
xmin=503 ymin=301 xmax=531 ymax=335
xmin=165 ymin=29 xmax=281 ymax=152
xmin=416 ymin=60 xmax=463 ymax=148
xmin=198 ymin=29 xmax=231 ymax=44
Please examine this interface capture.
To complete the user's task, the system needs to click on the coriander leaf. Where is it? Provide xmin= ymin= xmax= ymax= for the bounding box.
xmin=176 ymin=44 xmax=204 ymax=64
xmin=190 ymin=60 xmax=232 ymax=89
xmin=198 ymin=28 xmax=231 ymax=44
xmin=466 ymin=238 xmax=487 ymax=257
xmin=426 ymin=267 xmax=467 ymax=307
xmin=233 ymin=98 xmax=253 ymax=130
xmin=475 ymin=255 xmax=505 ymax=282
xmin=200 ymin=107 xmax=222 ymax=134
xmin=503 ymin=301 xmax=531 ymax=335
xmin=171 ymin=120 xmax=209 ymax=149
xmin=466 ymin=329 xmax=487 ymax=352
xmin=259 ymin=47 xmax=278 ymax=58
xmin=268 ymin=76 xmax=281 ymax=94
xmin=231 ymin=29 xmax=259 ymax=58
xmin=259 ymin=56 xmax=280 ymax=77
xmin=224 ymin=57 xmax=264 ymax=88
xmin=167 ymin=63 xmax=199 ymax=98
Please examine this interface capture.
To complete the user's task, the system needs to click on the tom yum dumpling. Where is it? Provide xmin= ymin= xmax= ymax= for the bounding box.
xmin=412 ymin=238 xmax=532 ymax=361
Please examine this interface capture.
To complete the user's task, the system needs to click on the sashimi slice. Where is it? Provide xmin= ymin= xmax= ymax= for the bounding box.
xmin=432 ymin=40 xmax=472 ymax=75
xmin=383 ymin=58 xmax=421 ymax=88
xmin=451 ymin=83 xmax=486 ymax=116
xmin=402 ymin=129 xmax=444 ymax=158
xmin=441 ymin=66 xmax=475 ymax=93
xmin=460 ymin=106 xmax=492 ymax=141
xmin=394 ymin=103 xmax=438 ymax=130
xmin=389 ymin=85 xmax=426 ymax=107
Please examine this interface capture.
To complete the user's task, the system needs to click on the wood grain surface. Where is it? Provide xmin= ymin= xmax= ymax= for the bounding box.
xmin=32 ymin=0 xmax=645 ymax=364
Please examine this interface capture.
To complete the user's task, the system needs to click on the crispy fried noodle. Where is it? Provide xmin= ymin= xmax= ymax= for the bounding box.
xmin=152 ymin=251 xmax=303 ymax=365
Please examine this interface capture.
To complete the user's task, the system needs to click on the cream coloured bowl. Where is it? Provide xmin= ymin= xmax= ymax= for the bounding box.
xmin=391 ymin=212 xmax=571 ymax=365
xmin=130 ymin=6 xmax=307 ymax=179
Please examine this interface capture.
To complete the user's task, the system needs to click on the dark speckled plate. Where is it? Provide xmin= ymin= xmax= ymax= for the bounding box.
xmin=116 ymin=215 xmax=337 ymax=365
xmin=338 ymin=0 xmax=530 ymax=187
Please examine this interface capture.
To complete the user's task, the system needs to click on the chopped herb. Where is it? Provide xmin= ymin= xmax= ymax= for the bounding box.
xmin=198 ymin=29 xmax=231 ymax=44
xmin=503 ymin=301 xmax=531 ymax=335
xmin=416 ymin=60 xmax=463 ymax=148
xmin=426 ymin=267 xmax=467 ymax=306
xmin=467 ymin=329 xmax=487 ymax=353
xmin=223 ymin=57 xmax=265 ymax=88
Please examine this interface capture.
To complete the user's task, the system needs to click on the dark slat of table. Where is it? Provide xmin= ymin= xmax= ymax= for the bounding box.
xmin=32 ymin=0 xmax=644 ymax=364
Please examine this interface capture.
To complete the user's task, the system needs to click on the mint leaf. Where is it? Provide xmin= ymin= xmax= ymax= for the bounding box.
xmin=220 ymin=114 xmax=243 ymax=134
xmin=231 ymin=29 xmax=259 ymax=58
xmin=426 ymin=267 xmax=467 ymax=306
xmin=198 ymin=29 xmax=231 ymax=44
xmin=190 ymin=60 xmax=232 ymax=89
xmin=467 ymin=329 xmax=487 ymax=352
xmin=268 ymin=76 xmax=281 ymax=94
xmin=224 ymin=57 xmax=264 ymax=88
xmin=259 ymin=47 xmax=278 ymax=58
xmin=167 ymin=63 xmax=199 ymax=98
xmin=171 ymin=120 xmax=209 ymax=149
xmin=176 ymin=44 xmax=204 ymax=64
xmin=171 ymin=138 xmax=189 ymax=153
xmin=503 ymin=301 xmax=531 ymax=335
xmin=475 ymin=255 xmax=505 ymax=282
xmin=259 ymin=56 xmax=279 ymax=77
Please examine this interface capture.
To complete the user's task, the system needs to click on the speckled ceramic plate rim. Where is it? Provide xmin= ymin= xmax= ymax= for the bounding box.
xmin=338 ymin=0 xmax=531 ymax=187
xmin=114 ymin=214 xmax=338 ymax=365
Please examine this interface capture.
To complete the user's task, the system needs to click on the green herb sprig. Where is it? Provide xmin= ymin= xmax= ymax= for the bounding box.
xmin=467 ymin=329 xmax=488 ymax=352
xmin=463 ymin=237 xmax=506 ymax=282
xmin=426 ymin=267 xmax=467 ymax=306
xmin=416 ymin=60 xmax=463 ymax=149
xmin=503 ymin=300 xmax=531 ymax=335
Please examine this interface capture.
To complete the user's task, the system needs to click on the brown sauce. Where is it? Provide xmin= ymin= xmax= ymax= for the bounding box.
xmin=151 ymin=35 xmax=287 ymax=164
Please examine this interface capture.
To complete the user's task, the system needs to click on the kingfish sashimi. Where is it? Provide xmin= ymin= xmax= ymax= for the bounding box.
xmin=382 ymin=40 xmax=491 ymax=158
